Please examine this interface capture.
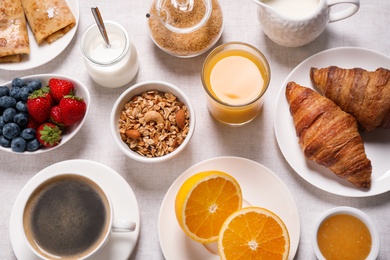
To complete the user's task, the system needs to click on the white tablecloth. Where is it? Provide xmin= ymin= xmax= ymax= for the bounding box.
xmin=1 ymin=0 xmax=390 ymax=259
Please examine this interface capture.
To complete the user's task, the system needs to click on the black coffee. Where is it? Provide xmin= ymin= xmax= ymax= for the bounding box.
xmin=23 ymin=175 xmax=110 ymax=259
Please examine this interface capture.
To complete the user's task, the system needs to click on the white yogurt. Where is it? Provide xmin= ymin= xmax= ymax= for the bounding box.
xmin=81 ymin=21 xmax=139 ymax=88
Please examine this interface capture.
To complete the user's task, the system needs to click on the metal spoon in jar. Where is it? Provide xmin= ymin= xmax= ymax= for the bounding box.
xmin=91 ymin=7 xmax=111 ymax=48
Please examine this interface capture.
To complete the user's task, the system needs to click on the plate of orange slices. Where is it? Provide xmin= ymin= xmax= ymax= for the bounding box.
xmin=158 ymin=156 xmax=300 ymax=260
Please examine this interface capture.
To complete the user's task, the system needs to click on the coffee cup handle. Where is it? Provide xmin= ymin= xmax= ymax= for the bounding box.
xmin=327 ymin=0 xmax=360 ymax=23
xmin=112 ymin=219 xmax=136 ymax=232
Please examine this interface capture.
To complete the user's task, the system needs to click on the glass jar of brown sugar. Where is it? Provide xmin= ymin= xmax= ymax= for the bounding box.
xmin=147 ymin=0 xmax=223 ymax=58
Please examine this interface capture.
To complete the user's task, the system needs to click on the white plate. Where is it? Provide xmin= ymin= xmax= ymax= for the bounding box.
xmin=158 ymin=156 xmax=300 ymax=260
xmin=274 ymin=47 xmax=390 ymax=197
xmin=10 ymin=159 xmax=140 ymax=260
xmin=0 ymin=0 xmax=79 ymax=71
xmin=0 ymin=74 xmax=90 ymax=154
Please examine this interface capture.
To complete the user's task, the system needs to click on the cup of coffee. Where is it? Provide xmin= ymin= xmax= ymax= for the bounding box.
xmin=22 ymin=173 xmax=136 ymax=260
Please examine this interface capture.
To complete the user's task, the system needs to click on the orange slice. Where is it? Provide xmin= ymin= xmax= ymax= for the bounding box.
xmin=218 ymin=207 xmax=290 ymax=260
xmin=175 ymin=170 xmax=242 ymax=243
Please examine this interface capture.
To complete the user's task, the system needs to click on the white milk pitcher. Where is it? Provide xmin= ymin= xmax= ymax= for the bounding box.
xmin=253 ymin=0 xmax=360 ymax=47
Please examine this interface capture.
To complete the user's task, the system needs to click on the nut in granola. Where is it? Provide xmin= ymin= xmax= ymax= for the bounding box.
xmin=119 ymin=90 xmax=190 ymax=158
xmin=176 ymin=109 xmax=186 ymax=129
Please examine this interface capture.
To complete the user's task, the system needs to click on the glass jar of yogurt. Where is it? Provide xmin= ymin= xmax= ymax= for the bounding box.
xmin=81 ymin=21 xmax=138 ymax=88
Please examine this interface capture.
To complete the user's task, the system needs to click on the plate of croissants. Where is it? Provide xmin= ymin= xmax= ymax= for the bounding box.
xmin=275 ymin=47 xmax=390 ymax=197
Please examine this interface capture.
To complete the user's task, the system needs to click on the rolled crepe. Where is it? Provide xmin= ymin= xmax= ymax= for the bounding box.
xmin=0 ymin=0 xmax=30 ymax=63
xmin=21 ymin=0 xmax=76 ymax=44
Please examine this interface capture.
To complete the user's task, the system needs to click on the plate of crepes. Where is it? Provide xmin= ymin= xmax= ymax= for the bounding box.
xmin=0 ymin=0 xmax=79 ymax=71
xmin=275 ymin=47 xmax=390 ymax=197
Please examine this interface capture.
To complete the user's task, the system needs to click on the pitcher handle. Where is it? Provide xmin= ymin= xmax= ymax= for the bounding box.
xmin=327 ymin=0 xmax=360 ymax=23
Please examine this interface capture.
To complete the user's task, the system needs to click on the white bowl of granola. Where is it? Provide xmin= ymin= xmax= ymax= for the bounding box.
xmin=110 ymin=81 xmax=195 ymax=163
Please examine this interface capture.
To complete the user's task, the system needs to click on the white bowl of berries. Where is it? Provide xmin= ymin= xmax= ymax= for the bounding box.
xmin=110 ymin=81 xmax=195 ymax=163
xmin=0 ymin=74 xmax=90 ymax=154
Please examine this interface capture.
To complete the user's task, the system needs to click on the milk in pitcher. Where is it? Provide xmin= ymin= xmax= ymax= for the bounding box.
xmin=262 ymin=0 xmax=320 ymax=19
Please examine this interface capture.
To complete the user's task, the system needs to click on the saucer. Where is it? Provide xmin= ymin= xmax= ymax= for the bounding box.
xmin=10 ymin=159 xmax=140 ymax=259
xmin=158 ymin=156 xmax=300 ymax=260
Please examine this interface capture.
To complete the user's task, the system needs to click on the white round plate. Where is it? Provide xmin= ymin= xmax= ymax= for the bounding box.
xmin=0 ymin=0 xmax=79 ymax=71
xmin=158 ymin=156 xmax=300 ymax=260
xmin=275 ymin=47 xmax=390 ymax=197
xmin=10 ymin=159 xmax=140 ymax=260
xmin=0 ymin=74 xmax=90 ymax=154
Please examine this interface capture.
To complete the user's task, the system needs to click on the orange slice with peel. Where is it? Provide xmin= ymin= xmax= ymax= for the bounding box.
xmin=175 ymin=170 xmax=242 ymax=244
xmin=218 ymin=206 xmax=290 ymax=260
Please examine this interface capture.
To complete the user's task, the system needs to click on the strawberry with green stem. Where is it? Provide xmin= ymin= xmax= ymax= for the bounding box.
xmin=36 ymin=123 xmax=62 ymax=147
xmin=27 ymin=87 xmax=53 ymax=124
xmin=59 ymin=95 xmax=86 ymax=126
xmin=49 ymin=78 xmax=75 ymax=103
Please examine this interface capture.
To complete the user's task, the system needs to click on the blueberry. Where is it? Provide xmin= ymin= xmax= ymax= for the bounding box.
xmin=12 ymin=78 xmax=25 ymax=88
xmin=27 ymin=80 xmax=42 ymax=91
xmin=20 ymin=86 xmax=33 ymax=101
xmin=11 ymin=137 xmax=26 ymax=152
xmin=0 ymin=96 xmax=17 ymax=108
xmin=26 ymin=138 xmax=40 ymax=151
xmin=3 ymin=108 xmax=17 ymax=122
xmin=3 ymin=122 xmax=20 ymax=139
xmin=20 ymin=128 xmax=36 ymax=140
xmin=0 ymin=116 xmax=5 ymax=128
xmin=0 ymin=86 xmax=9 ymax=97
xmin=15 ymin=101 xmax=28 ymax=112
xmin=9 ymin=87 xmax=21 ymax=101
xmin=0 ymin=136 xmax=11 ymax=148
xmin=14 ymin=112 xmax=29 ymax=127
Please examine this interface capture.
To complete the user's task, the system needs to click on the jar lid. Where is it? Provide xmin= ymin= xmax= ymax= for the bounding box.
xmin=153 ymin=0 xmax=212 ymax=33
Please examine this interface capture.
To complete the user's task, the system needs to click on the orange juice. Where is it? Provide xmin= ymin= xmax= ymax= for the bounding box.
xmin=202 ymin=42 xmax=270 ymax=125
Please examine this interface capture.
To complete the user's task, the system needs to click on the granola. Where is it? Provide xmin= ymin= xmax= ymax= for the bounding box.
xmin=119 ymin=90 xmax=190 ymax=158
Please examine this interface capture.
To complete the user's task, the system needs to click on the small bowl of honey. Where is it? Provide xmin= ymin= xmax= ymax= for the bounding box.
xmin=312 ymin=206 xmax=379 ymax=260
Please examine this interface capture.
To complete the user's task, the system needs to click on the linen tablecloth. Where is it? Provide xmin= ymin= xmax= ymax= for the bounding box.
xmin=1 ymin=0 xmax=389 ymax=259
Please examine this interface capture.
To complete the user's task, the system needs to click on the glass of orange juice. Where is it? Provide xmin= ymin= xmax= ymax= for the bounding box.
xmin=201 ymin=42 xmax=270 ymax=126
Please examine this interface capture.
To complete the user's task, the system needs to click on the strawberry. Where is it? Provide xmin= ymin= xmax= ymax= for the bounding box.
xmin=26 ymin=87 xmax=53 ymax=124
xmin=49 ymin=78 xmax=75 ymax=102
xmin=49 ymin=105 xmax=65 ymax=128
xmin=26 ymin=116 xmax=40 ymax=130
xmin=36 ymin=123 xmax=62 ymax=147
xmin=59 ymin=95 xmax=86 ymax=126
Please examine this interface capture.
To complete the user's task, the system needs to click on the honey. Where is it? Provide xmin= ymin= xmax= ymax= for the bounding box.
xmin=317 ymin=214 xmax=372 ymax=260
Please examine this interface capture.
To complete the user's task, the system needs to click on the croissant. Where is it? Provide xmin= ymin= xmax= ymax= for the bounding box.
xmin=286 ymin=81 xmax=372 ymax=188
xmin=310 ymin=66 xmax=390 ymax=132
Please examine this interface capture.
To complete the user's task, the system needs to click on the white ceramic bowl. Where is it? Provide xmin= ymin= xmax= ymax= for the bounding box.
xmin=110 ymin=81 xmax=195 ymax=163
xmin=0 ymin=74 xmax=90 ymax=154
xmin=312 ymin=206 xmax=379 ymax=260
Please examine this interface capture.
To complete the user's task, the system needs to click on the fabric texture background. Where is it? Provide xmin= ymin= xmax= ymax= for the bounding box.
xmin=1 ymin=0 xmax=389 ymax=259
